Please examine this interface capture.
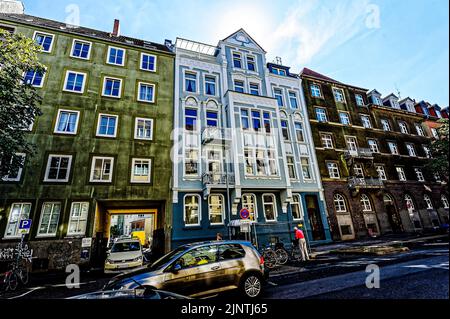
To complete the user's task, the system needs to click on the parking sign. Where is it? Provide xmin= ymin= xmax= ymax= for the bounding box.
xmin=18 ymin=219 xmax=32 ymax=234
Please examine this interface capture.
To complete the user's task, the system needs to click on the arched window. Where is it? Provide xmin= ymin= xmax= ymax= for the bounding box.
xmin=405 ymin=195 xmax=415 ymax=211
xmin=424 ymin=195 xmax=434 ymax=210
xmin=262 ymin=194 xmax=277 ymax=222
xmin=242 ymin=194 xmax=257 ymax=221
xmin=360 ymin=194 xmax=373 ymax=212
xmin=334 ymin=194 xmax=348 ymax=213
xmin=208 ymin=194 xmax=224 ymax=225
xmin=441 ymin=195 xmax=449 ymax=209
xmin=383 ymin=194 xmax=395 ymax=205
xmin=291 ymin=194 xmax=303 ymax=220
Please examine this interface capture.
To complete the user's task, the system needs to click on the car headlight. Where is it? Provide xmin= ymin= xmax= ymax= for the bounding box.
xmin=133 ymin=256 xmax=143 ymax=262
xmin=106 ymin=259 xmax=113 ymax=264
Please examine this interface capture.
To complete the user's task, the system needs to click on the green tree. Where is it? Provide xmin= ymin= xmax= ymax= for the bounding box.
xmin=0 ymin=29 xmax=44 ymax=177
xmin=426 ymin=119 xmax=449 ymax=181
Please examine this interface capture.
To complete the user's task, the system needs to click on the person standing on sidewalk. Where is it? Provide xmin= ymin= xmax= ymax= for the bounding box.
xmin=294 ymin=227 xmax=310 ymax=261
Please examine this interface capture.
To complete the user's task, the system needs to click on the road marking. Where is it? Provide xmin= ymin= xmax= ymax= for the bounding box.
xmin=8 ymin=287 xmax=44 ymax=299
xmin=267 ymin=281 xmax=278 ymax=286
xmin=50 ymin=280 xmax=98 ymax=288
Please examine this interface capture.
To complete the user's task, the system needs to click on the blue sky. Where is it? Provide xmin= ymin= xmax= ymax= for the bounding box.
xmin=22 ymin=0 xmax=449 ymax=106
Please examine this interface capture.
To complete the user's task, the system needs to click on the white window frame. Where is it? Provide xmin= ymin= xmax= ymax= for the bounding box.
xmin=396 ymin=167 xmax=407 ymax=181
xmin=70 ymin=39 xmax=92 ymax=60
xmin=289 ymin=91 xmax=299 ymax=109
xmin=90 ymin=156 xmax=114 ymax=183
xmin=23 ymin=69 xmax=46 ymax=88
xmin=67 ymin=202 xmax=89 ymax=236
xmin=361 ymin=115 xmax=372 ymax=128
xmin=415 ymin=124 xmax=425 ymax=136
xmin=96 ymin=113 xmax=118 ymax=138
xmin=310 ymin=84 xmax=322 ymax=98
xmin=381 ymin=119 xmax=391 ymax=131
xmin=134 ymin=117 xmax=153 ymax=140
xmin=301 ymin=157 xmax=312 ymax=180
xmin=137 ymin=82 xmax=156 ymax=103
xmin=360 ymin=194 xmax=373 ymax=212
xmin=242 ymin=193 xmax=258 ymax=221
xmin=286 ymin=156 xmax=297 ymax=180
xmin=234 ymin=80 xmax=245 ymax=93
xmin=315 ymin=107 xmax=328 ymax=122
xmin=376 ymin=165 xmax=387 ymax=181
xmin=208 ymin=194 xmax=225 ymax=226
xmin=106 ymin=46 xmax=126 ymax=66
xmin=232 ymin=51 xmax=243 ymax=69
xmin=4 ymin=203 xmax=31 ymax=239
xmin=63 ymin=70 xmax=87 ymax=94
xmin=339 ymin=112 xmax=351 ymax=125
xmin=399 ymin=122 xmax=409 ymax=134
xmin=2 ymin=153 xmax=26 ymax=182
xmin=406 ymin=143 xmax=417 ymax=157
xmin=388 ymin=142 xmax=399 ymax=155
xmin=291 ymin=194 xmax=303 ymax=221
xmin=102 ymin=76 xmax=123 ymax=98
xmin=424 ymin=195 xmax=434 ymax=210
xmin=246 ymin=54 xmax=257 ymax=72
xmin=33 ymin=31 xmax=55 ymax=53
xmin=354 ymin=164 xmax=365 ymax=177
xmin=249 ymin=82 xmax=260 ymax=96
xmin=327 ymin=162 xmax=340 ymax=179
xmin=415 ymin=168 xmax=425 ymax=182
xmin=431 ymin=128 xmax=439 ymax=139
xmin=345 ymin=136 xmax=358 ymax=152
xmin=441 ymin=195 xmax=449 ymax=209
xmin=423 ymin=145 xmax=432 ymax=158
xmin=184 ymin=194 xmax=201 ymax=226
xmin=44 ymin=154 xmax=73 ymax=182
xmin=355 ymin=94 xmax=364 ymax=106
xmin=54 ymin=109 xmax=80 ymax=135
xmin=36 ymin=202 xmax=61 ymax=238
xmin=140 ymin=53 xmax=157 ymax=72
xmin=183 ymin=70 xmax=198 ymax=94
xmin=368 ymin=139 xmax=380 ymax=153
xmin=334 ymin=194 xmax=347 ymax=213
xmin=294 ymin=122 xmax=304 ymax=142
xmin=273 ymin=88 xmax=284 ymax=107
xmin=321 ymin=133 xmax=334 ymax=149
xmin=262 ymin=194 xmax=277 ymax=222
xmin=204 ymin=74 xmax=218 ymax=97
xmin=130 ymin=158 xmax=152 ymax=184
xmin=333 ymin=87 xmax=346 ymax=103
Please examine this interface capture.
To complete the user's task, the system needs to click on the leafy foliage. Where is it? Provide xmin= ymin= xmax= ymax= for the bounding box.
xmin=0 ymin=29 xmax=44 ymax=177
xmin=426 ymin=119 xmax=449 ymax=181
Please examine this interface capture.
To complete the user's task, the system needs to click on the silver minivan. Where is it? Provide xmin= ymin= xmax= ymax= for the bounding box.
xmin=104 ymin=240 xmax=266 ymax=298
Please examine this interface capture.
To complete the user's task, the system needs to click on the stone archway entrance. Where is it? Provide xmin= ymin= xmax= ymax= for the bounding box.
xmin=384 ymin=194 xmax=403 ymax=233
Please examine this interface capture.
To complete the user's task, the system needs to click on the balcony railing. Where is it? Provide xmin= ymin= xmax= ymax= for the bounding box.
xmin=202 ymin=172 xmax=235 ymax=185
xmin=345 ymin=148 xmax=374 ymax=159
xmin=201 ymin=127 xmax=231 ymax=145
xmin=348 ymin=176 xmax=384 ymax=189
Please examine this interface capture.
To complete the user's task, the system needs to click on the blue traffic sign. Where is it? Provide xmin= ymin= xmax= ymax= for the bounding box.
xmin=240 ymin=208 xmax=250 ymax=219
xmin=19 ymin=219 xmax=32 ymax=230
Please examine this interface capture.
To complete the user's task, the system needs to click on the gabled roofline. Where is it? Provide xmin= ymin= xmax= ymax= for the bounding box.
xmin=382 ymin=93 xmax=399 ymax=101
xmin=300 ymin=68 xmax=368 ymax=91
xmin=367 ymin=89 xmax=382 ymax=96
xmin=220 ymin=28 xmax=266 ymax=53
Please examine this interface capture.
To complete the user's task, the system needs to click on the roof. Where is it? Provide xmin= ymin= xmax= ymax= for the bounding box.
xmin=0 ymin=13 xmax=173 ymax=54
xmin=368 ymin=89 xmax=382 ymax=96
xmin=300 ymin=67 xmax=368 ymax=91
xmin=220 ymin=28 xmax=266 ymax=53
xmin=399 ymin=97 xmax=415 ymax=104
xmin=382 ymin=93 xmax=399 ymax=101
xmin=175 ymin=37 xmax=218 ymax=56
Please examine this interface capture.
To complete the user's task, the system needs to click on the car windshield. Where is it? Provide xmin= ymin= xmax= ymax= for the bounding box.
xmin=148 ymin=245 xmax=189 ymax=271
xmin=111 ymin=242 xmax=141 ymax=253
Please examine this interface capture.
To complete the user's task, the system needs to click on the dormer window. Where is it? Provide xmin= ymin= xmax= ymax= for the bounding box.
xmin=271 ymin=67 xmax=286 ymax=76
xmin=392 ymin=100 xmax=400 ymax=109
xmin=373 ymin=96 xmax=382 ymax=105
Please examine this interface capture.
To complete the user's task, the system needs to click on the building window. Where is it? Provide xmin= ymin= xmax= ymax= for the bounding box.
xmin=205 ymin=75 xmax=216 ymax=96
xmin=37 ymin=202 xmax=61 ymax=237
xmin=405 ymin=195 xmax=415 ymax=210
xmin=327 ymin=162 xmax=340 ymax=179
xmin=267 ymin=150 xmax=277 ymax=176
xmin=423 ymin=145 xmax=432 ymax=158
xmin=233 ymin=52 xmax=242 ymax=68
xmin=288 ymin=92 xmax=299 ymax=109
xmin=388 ymin=142 xmax=399 ymax=155
xmin=135 ymin=118 xmax=153 ymax=140
xmin=55 ymin=109 xmax=80 ymax=135
xmin=281 ymin=120 xmax=290 ymax=141
xmin=71 ymin=39 xmax=91 ymax=59
xmin=415 ymin=168 xmax=425 ymax=182
xmin=355 ymin=94 xmax=364 ymax=106
xmin=339 ymin=112 xmax=351 ymax=125
xmin=256 ymin=149 xmax=266 ymax=176
xmin=361 ymin=115 xmax=372 ymax=128
xmin=272 ymin=67 xmax=286 ymax=76
xmin=360 ymin=194 xmax=373 ymax=212
xmin=241 ymin=109 xmax=250 ymax=130
xmin=63 ymin=71 xmax=86 ymax=93
xmin=263 ymin=112 xmax=271 ymax=133
xmin=441 ymin=195 xmax=449 ymax=209
xmin=107 ymin=46 xmax=125 ymax=66
xmin=140 ymin=53 xmax=156 ymax=72
xmin=244 ymin=149 xmax=255 ymax=175
xmin=287 ymin=156 xmax=296 ymax=179
xmin=434 ymin=173 xmax=442 ymax=183
xmin=333 ymin=88 xmax=345 ymax=103
xmin=294 ymin=122 xmax=304 ymax=142
xmin=44 ymin=155 xmax=72 ymax=182
xmin=90 ymin=157 xmax=114 ymax=183
xmin=209 ymin=195 xmax=224 ymax=225
xmin=310 ymin=84 xmax=322 ymax=97
xmin=185 ymin=72 xmax=197 ymax=93
xmin=1 ymin=153 xmax=25 ymax=182
xmin=246 ymin=55 xmax=256 ymax=71
xmin=97 ymin=114 xmax=118 ymax=137
xmin=184 ymin=195 xmax=200 ymax=226
xmin=376 ymin=165 xmax=387 ymax=180
xmin=249 ymin=83 xmax=260 ymax=96
xmin=334 ymin=194 xmax=347 ymax=213
xmin=242 ymin=194 xmax=257 ymax=221
xmin=4 ymin=203 xmax=31 ymax=238
xmin=315 ymin=108 xmax=327 ymax=122
xmin=185 ymin=149 xmax=199 ymax=176
xmin=431 ymin=128 xmax=439 ymax=139
xmin=23 ymin=69 xmax=45 ymax=87
xmin=368 ymin=139 xmax=379 ymax=153
xmin=185 ymin=109 xmax=198 ymax=131
xmin=33 ymin=31 xmax=54 ymax=52
xmin=301 ymin=158 xmax=312 ymax=180
xmin=102 ymin=77 xmax=122 ymax=98
xmin=263 ymin=194 xmax=277 ymax=222
xmin=321 ymin=133 xmax=334 ymax=149
xmin=137 ymin=82 xmax=155 ymax=103
xmin=424 ymin=195 xmax=434 ymax=210
xmin=67 ymin=202 xmax=89 ymax=236
xmin=346 ymin=136 xmax=358 ymax=152
xmin=381 ymin=119 xmax=391 ymax=131
xmin=251 ymin=110 xmax=262 ymax=132
xmin=274 ymin=88 xmax=284 ymax=107
xmin=234 ymin=80 xmax=245 ymax=93
xmin=354 ymin=164 xmax=364 ymax=177
xmin=399 ymin=122 xmax=409 ymax=134
xmin=406 ymin=143 xmax=417 ymax=157
xmin=415 ymin=124 xmax=425 ymax=136
xmin=291 ymin=195 xmax=303 ymax=220
xmin=396 ymin=167 xmax=406 ymax=181
xmin=206 ymin=111 xmax=218 ymax=127
xmin=130 ymin=158 xmax=151 ymax=183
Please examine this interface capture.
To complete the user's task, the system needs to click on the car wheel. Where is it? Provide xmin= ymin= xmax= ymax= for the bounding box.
xmin=240 ymin=273 xmax=262 ymax=298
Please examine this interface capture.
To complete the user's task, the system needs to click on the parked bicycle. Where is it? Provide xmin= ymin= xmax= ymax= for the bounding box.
xmin=3 ymin=260 xmax=29 ymax=292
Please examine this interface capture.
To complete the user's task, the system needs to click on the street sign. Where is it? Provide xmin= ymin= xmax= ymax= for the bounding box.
xmin=240 ymin=208 xmax=250 ymax=220
xmin=18 ymin=219 xmax=32 ymax=234
xmin=82 ymin=238 xmax=92 ymax=248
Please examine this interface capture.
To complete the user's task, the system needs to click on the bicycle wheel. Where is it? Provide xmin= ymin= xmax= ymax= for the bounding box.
xmin=19 ymin=268 xmax=29 ymax=285
xmin=263 ymin=250 xmax=277 ymax=269
xmin=276 ymin=249 xmax=289 ymax=265
xmin=7 ymin=272 xmax=19 ymax=291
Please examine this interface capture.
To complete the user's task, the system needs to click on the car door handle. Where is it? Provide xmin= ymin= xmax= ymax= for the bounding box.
xmin=211 ymin=266 xmax=220 ymax=270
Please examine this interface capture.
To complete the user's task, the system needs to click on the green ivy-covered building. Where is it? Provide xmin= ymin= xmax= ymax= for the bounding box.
xmin=0 ymin=12 xmax=175 ymax=270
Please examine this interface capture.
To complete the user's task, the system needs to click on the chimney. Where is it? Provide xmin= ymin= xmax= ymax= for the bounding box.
xmin=0 ymin=0 xmax=25 ymax=14
xmin=112 ymin=19 xmax=120 ymax=37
